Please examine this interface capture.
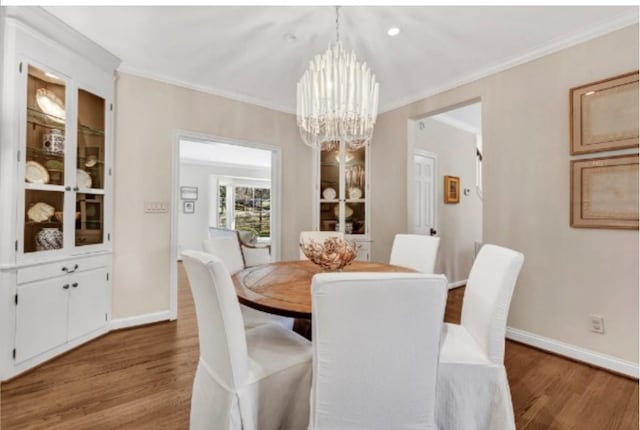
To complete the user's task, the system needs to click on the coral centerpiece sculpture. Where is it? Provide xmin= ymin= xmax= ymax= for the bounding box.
xmin=300 ymin=237 xmax=358 ymax=272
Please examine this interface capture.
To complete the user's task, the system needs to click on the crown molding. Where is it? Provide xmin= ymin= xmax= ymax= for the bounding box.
xmin=115 ymin=10 xmax=637 ymax=116
xmin=6 ymin=6 xmax=120 ymax=73
xmin=117 ymin=65 xmax=296 ymax=115
xmin=378 ymin=10 xmax=639 ymax=114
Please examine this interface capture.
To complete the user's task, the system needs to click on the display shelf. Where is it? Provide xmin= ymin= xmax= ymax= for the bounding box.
xmin=24 ymin=183 xmax=66 ymax=192
xmin=27 ymin=108 xmax=105 ymax=137
xmin=76 ymin=188 xmax=105 ymax=195
xmin=24 ymin=220 xmax=62 ymax=226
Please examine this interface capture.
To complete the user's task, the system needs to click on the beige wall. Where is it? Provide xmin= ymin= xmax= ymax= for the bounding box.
xmin=113 ymin=73 xmax=312 ymax=319
xmin=414 ymin=118 xmax=482 ymax=284
xmin=371 ymin=25 xmax=639 ymax=362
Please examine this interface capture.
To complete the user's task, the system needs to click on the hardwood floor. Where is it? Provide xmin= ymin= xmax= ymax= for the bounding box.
xmin=1 ymin=264 xmax=637 ymax=429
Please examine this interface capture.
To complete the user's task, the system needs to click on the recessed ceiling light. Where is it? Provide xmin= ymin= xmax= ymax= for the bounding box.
xmin=387 ymin=27 xmax=400 ymax=37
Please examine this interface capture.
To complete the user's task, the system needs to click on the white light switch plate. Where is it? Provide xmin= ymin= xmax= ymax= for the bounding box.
xmin=144 ymin=201 xmax=169 ymax=213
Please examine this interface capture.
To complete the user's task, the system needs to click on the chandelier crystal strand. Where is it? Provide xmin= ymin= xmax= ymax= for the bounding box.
xmin=296 ymin=7 xmax=379 ymax=151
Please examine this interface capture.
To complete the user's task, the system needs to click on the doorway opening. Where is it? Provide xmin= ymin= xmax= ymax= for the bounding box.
xmin=407 ymin=101 xmax=483 ymax=288
xmin=170 ymin=132 xmax=282 ymax=319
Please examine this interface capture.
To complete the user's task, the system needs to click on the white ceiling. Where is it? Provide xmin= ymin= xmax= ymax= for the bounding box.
xmin=180 ymin=140 xmax=271 ymax=168
xmin=432 ymin=102 xmax=482 ymax=134
xmin=45 ymin=6 xmax=637 ymax=114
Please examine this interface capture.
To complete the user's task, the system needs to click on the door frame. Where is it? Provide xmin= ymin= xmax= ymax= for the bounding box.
xmin=408 ymin=146 xmax=438 ymax=235
xmin=169 ymin=130 xmax=282 ymax=320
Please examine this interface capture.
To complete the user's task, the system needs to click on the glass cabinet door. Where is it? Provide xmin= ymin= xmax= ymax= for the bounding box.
xmin=317 ymin=143 xmax=368 ymax=236
xmin=75 ymin=88 xmax=106 ymax=247
xmin=23 ymin=65 xmax=67 ymax=254
xmin=344 ymin=146 xmax=366 ymax=236
xmin=319 ymin=147 xmax=341 ymax=232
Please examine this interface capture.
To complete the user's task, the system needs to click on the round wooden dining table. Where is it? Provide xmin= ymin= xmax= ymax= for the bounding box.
xmin=231 ymin=260 xmax=415 ymax=319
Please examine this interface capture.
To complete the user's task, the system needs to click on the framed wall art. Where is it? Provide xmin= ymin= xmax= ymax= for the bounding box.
xmin=180 ymin=186 xmax=198 ymax=200
xmin=183 ymin=200 xmax=195 ymax=214
xmin=444 ymin=175 xmax=460 ymax=204
xmin=570 ymin=154 xmax=638 ymax=229
xmin=570 ymin=71 xmax=639 ymax=155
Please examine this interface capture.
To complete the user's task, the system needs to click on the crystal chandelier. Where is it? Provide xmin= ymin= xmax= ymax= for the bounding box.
xmin=296 ymin=6 xmax=379 ymax=151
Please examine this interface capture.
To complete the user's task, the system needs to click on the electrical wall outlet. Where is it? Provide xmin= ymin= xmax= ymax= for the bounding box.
xmin=589 ymin=314 xmax=605 ymax=334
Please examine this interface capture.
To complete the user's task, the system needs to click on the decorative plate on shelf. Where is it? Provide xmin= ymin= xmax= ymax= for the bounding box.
xmin=25 ymin=161 xmax=50 ymax=184
xmin=77 ymin=169 xmax=92 ymax=189
xmin=322 ymin=187 xmax=337 ymax=200
xmin=36 ymin=88 xmax=66 ymax=123
xmin=27 ymin=202 xmax=55 ymax=223
xmin=348 ymin=187 xmax=362 ymax=199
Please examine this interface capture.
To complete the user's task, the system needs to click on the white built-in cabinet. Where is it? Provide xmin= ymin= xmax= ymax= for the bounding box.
xmin=0 ymin=7 xmax=120 ymax=380
xmin=313 ymin=142 xmax=372 ymax=260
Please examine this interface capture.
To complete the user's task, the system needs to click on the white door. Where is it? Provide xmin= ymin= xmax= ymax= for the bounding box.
xmin=68 ymin=269 xmax=109 ymax=341
xmin=15 ymin=278 xmax=69 ymax=363
xmin=412 ymin=152 xmax=436 ymax=236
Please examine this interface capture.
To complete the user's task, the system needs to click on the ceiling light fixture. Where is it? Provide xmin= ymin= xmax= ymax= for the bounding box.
xmin=387 ymin=27 xmax=400 ymax=36
xmin=296 ymin=6 xmax=379 ymax=151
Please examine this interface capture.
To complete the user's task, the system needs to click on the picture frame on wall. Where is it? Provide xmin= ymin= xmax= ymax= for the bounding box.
xmin=444 ymin=175 xmax=460 ymax=204
xmin=180 ymin=186 xmax=198 ymax=200
xmin=570 ymin=154 xmax=638 ymax=230
xmin=183 ymin=200 xmax=195 ymax=214
xmin=570 ymin=71 xmax=639 ymax=155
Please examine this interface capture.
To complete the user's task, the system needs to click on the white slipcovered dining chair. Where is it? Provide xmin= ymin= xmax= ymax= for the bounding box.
xmin=389 ymin=233 xmax=440 ymax=273
xmin=310 ymin=272 xmax=448 ymax=430
xmin=437 ymin=244 xmax=524 ymax=430
xmin=182 ymin=251 xmax=312 ymax=430
xmin=299 ymin=231 xmax=345 ymax=260
xmin=209 ymin=227 xmax=271 ymax=267
xmin=203 ymin=238 xmax=293 ymax=330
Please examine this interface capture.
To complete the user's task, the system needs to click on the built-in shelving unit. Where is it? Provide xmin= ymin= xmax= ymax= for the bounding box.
xmin=0 ymin=6 xmax=120 ymax=380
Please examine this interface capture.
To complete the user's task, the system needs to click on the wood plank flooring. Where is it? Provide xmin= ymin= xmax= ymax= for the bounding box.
xmin=1 ymin=264 xmax=637 ymax=429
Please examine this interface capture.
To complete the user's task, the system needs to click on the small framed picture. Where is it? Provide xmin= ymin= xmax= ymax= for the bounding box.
xmin=444 ymin=175 xmax=460 ymax=204
xmin=180 ymin=186 xmax=198 ymax=200
xmin=183 ymin=200 xmax=195 ymax=214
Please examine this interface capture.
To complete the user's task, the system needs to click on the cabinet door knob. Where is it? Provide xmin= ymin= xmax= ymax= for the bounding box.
xmin=71 ymin=282 xmax=78 ymax=288
xmin=62 ymin=284 xmax=70 ymax=290
xmin=73 ymin=186 xmax=79 ymax=192
xmin=65 ymin=186 xmax=71 ymax=191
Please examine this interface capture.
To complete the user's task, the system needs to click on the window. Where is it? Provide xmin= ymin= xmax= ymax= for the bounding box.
xmin=217 ymin=184 xmax=271 ymax=237
xmin=218 ymin=185 xmax=227 ymax=228
xmin=234 ymin=187 xmax=270 ymax=237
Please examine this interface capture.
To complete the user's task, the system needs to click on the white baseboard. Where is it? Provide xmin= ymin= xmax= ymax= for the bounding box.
xmin=110 ymin=310 xmax=172 ymax=331
xmin=448 ymin=279 xmax=467 ymax=289
xmin=506 ymin=327 xmax=639 ymax=379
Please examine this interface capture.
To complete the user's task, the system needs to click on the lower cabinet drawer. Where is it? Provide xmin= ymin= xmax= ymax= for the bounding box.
xmin=17 ymin=255 xmax=109 ymax=285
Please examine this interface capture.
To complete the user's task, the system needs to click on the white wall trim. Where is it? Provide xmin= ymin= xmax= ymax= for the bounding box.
xmin=380 ymin=13 xmax=638 ymax=114
xmin=506 ymin=327 xmax=639 ymax=379
xmin=169 ymin=130 xmax=283 ymax=321
xmin=430 ymin=114 xmax=480 ymax=136
xmin=110 ymin=310 xmax=172 ymax=331
xmin=448 ymin=279 xmax=467 ymax=289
